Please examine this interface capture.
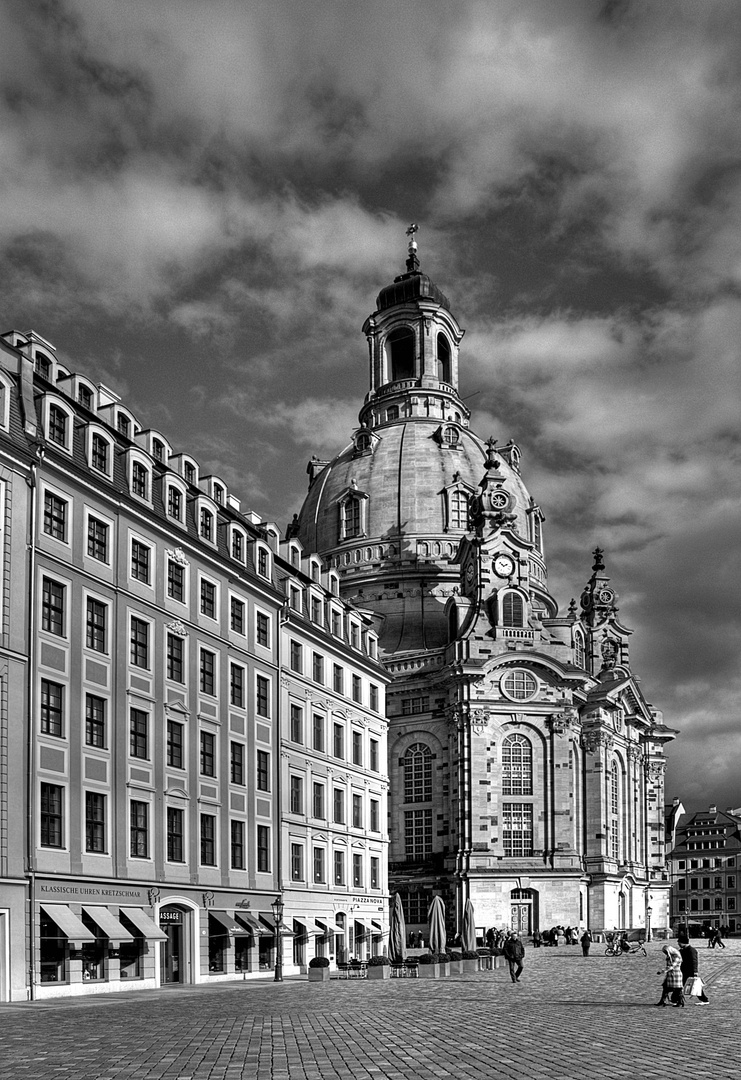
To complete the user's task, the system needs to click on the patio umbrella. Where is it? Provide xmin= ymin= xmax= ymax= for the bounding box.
xmin=462 ymin=897 xmax=476 ymax=953
xmin=428 ymin=894 xmax=446 ymax=955
xmin=389 ymin=893 xmax=406 ymax=964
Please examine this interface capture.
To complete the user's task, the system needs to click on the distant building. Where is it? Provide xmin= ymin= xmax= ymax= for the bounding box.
xmin=294 ymin=234 xmax=677 ymax=940
xmin=0 ymin=330 xmax=387 ymax=1001
xmin=668 ymin=805 xmax=741 ymax=934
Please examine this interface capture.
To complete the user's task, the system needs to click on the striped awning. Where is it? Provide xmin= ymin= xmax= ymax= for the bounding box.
xmin=40 ymin=904 xmax=96 ymax=947
xmin=235 ymin=912 xmax=271 ymax=937
xmin=119 ymin=907 xmax=168 ymax=941
xmin=259 ymin=914 xmax=295 ymax=937
xmin=210 ymin=910 xmax=250 ymax=935
xmin=81 ymin=906 xmax=135 ymax=944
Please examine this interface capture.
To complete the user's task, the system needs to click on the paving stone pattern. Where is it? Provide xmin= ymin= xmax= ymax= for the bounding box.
xmin=0 ymin=941 xmax=738 ymax=1080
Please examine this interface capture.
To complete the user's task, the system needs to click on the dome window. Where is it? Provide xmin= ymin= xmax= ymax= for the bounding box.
xmin=354 ymin=430 xmax=372 ymax=453
xmin=448 ymin=489 xmax=469 ymax=530
xmin=437 ymin=333 xmax=451 ymax=384
xmin=338 ymin=487 xmax=368 ymax=542
xmin=434 ymin=423 xmax=461 ymax=449
xmin=387 ymin=327 xmax=415 ymax=382
xmin=502 ymin=591 xmax=525 ymax=627
xmin=574 ymin=630 xmax=585 ymax=669
xmin=386 ymin=406 xmax=399 ymax=422
xmin=500 ymin=669 xmax=537 ymax=702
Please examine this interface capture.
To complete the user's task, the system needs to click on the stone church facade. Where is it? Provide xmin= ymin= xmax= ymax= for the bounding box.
xmin=295 ymin=232 xmax=676 ymax=939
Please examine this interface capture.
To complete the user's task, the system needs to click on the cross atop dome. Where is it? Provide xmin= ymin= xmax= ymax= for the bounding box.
xmin=405 ymin=222 xmax=420 ymax=273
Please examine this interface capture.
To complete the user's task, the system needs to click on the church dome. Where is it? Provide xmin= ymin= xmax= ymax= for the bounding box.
xmin=376 ymin=270 xmax=451 ymax=313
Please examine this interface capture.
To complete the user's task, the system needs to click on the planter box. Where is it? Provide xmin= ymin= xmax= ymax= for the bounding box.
xmin=448 ymin=960 xmax=463 ymax=976
xmin=308 ymin=967 xmax=330 ymax=982
xmin=418 ymin=963 xmax=440 ymax=979
xmin=462 ymin=958 xmax=480 ymax=974
xmin=367 ymin=965 xmax=390 ymax=980
xmin=438 ymin=962 xmax=450 ymax=978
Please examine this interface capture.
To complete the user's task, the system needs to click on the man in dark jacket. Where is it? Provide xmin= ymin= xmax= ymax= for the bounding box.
xmin=678 ymin=935 xmax=710 ymax=1005
xmin=503 ymin=931 xmax=525 ymax=983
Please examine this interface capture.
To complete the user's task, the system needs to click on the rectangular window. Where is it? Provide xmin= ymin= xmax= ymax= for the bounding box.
xmin=230 ymin=597 xmax=244 ymax=634
xmin=200 ymin=731 xmax=216 ymax=777
xmin=256 ymin=611 xmax=269 ymax=647
xmin=352 ymin=793 xmax=363 ymax=829
xmin=312 ymin=782 xmax=325 ymax=819
xmin=333 ymin=788 xmax=344 ymax=824
xmin=41 ymin=578 xmax=65 ymax=636
xmin=257 ymin=824 xmax=270 ymax=872
xmin=290 ymin=704 xmax=303 ymax=744
xmin=313 ymin=847 xmax=325 ymax=883
xmin=290 ymin=775 xmax=304 ymax=815
xmin=200 ymin=814 xmax=216 ymax=866
xmin=331 ymin=611 xmax=341 ymax=637
xmin=256 ymin=675 xmax=269 ymax=717
xmin=167 ymin=486 xmax=182 ymax=520
xmin=130 ymin=801 xmax=148 ymax=858
xmin=404 ymin=808 xmax=432 ymax=860
xmin=230 ymin=663 xmax=244 ymax=708
xmin=48 ymin=405 xmax=67 ymax=445
xmin=200 ymin=580 xmax=216 ymax=618
xmin=130 ymin=617 xmax=149 ymax=668
xmin=312 ymin=653 xmax=324 ymax=684
xmin=85 ymin=792 xmax=106 ymax=854
xmin=167 ymin=561 xmax=184 ymax=602
xmin=350 ymin=624 xmax=360 ymax=649
xmin=370 ymin=857 xmax=380 ymax=890
xmin=230 ymin=741 xmax=244 ymax=786
xmin=85 ymin=598 xmax=107 ymax=653
xmin=729 ymin=876 xmax=736 ymax=889
xmin=703 ymin=877 xmax=710 ymax=889
xmin=291 ymin=843 xmax=304 ymax=882
xmin=353 ymin=854 xmax=363 ymax=888
xmin=131 ymin=540 xmax=150 ymax=583
xmin=232 ymin=531 xmax=243 ymax=560
xmin=231 ymin=820 xmax=245 ymax=870
xmin=290 ymin=586 xmax=302 ymax=612
xmin=86 ymin=516 xmax=109 ymax=562
xmin=167 ymin=633 xmax=184 ymax=682
xmin=85 ymin=694 xmax=106 ymax=748
xmin=715 ymin=876 xmax=723 ymax=890
xmin=333 ymin=664 xmax=344 ymax=694
xmin=370 ymin=799 xmax=380 ymax=833
xmin=41 ymin=783 xmax=63 ymax=847
xmin=43 ymin=492 xmax=67 ymax=541
xmin=290 ymin=640 xmax=302 ymax=673
xmin=199 ymin=508 xmax=213 ymax=541
xmin=167 ymin=720 xmax=183 ymax=769
xmin=200 ymin=649 xmax=215 ymax=695
xmin=40 ymin=679 xmax=63 ymax=737
xmin=167 ymin=807 xmax=184 ymax=862
xmin=132 ymin=462 xmax=148 ymax=499
xmin=352 ymin=730 xmax=362 ymax=766
xmin=257 ymin=548 xmax=268 ymax=577
xmin=256 ymin=750 xmax=270 ymax=792
xmin=333 ymin=723 xmax=344 ymax=759
xmin=352 ymin=675 xmax=362 ymax=703
xmin=690 ymin=878 xmax=698 ymax=890
xmin=334 ymin=850 xmax=345 ymax=885
xmin=91 ymin=433 xmax=109 ymax=472
xmin=130 ymin=708 xmax=148 ymax=759
xmin=402 ymin=696 xmax=430 ymax=715
xmin=312 ymin=713 xmax=324 ymax=752
xmin=370 ymin=739 xmax=379 ymax=773
xmin=370 ymin=684 xmax=379 ymax=712
xmin=502 ymin=803 xmax=534 ymax=858
xmin=678 ymin=879 xmax=686 ymax=891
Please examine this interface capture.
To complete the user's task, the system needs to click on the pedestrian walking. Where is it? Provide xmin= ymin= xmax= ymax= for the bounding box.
xmin=656 ymin=944 xmax=684 ymax=1007
xmin=503 ymin=930 xmax=525 ymax=983
xmin=580 ymin=929 xmax=592 ymax=957
xmin=532 ymin=929 xmax=542 ymax=948
xmin=709 ymin=927 xmax=725 ymax=949
xmin=678 ymin=934 xmax=710 ymax=1005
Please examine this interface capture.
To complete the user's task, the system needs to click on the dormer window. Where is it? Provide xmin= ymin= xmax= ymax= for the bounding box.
xmin=338 ymin=487 xmax=368 ymax=542
xmin=449 ymin=489 xmax=469 ymax=530
xmin=231 ymin=527 xmax=245 ymax=562
xmin=48 ymin=404 xmax=67 ymax=446
xmin=152 ymin=438 xmax=165 ymax=462
xmin=256 ymin=546 xmax=270 ymax=578
xmin=200 ymin=507 xmax=214 ymax=542
xmin=132 ymin=461 xmax=149 ymax=499
xmin=167 ymin=486 xmax=183 ymax=521
xmin=354 ymin=429 xmax=373 ymax=454
xmin=117 ymin=413 xmax=130 ymax=437
xmin=78 ymin=385 xmax=93 ymax=409
xmin=213 ymin=483 xmax=224 ymax=504
xmin=35 ymin=354 xmax=52 ymax=380
xmin=184 ymin=462 xmax=196 ymax=484
xmin=310 ymin=560 xmax=320 ymax=583
xmin=441 ymin=425 xmax=459 ymax=446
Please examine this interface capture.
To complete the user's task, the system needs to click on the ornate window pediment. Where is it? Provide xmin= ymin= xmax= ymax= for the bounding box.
xmin=337 ymin=484 xmax=369 ymax=542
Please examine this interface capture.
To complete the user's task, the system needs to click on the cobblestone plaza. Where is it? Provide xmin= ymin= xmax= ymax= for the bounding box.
xmin=1 ymin=941 xmax=738 ymax=1079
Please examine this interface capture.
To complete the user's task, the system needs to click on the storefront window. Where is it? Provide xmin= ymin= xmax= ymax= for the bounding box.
xmin=39 ymin=911 xmax=67 ymax=984
xmin=235 ymin=936 xmax=251 ymax=972
xmin=258 ymin=935 xmax=273 ymax=971
xmin=208 ymin=915 xmax=227 ymax=973
xmin=118 ymin=939 xmax=143 ymax=979
xmin=81 ymin=914 xmax=105 ymax=981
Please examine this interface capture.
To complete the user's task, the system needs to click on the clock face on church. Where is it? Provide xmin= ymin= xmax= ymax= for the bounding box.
xmin=494 ymin=554 xmax=515 ymax=578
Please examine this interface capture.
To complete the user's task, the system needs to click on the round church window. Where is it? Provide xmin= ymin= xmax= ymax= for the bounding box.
xmin=501 ymin=669 xmax=537 ymax=702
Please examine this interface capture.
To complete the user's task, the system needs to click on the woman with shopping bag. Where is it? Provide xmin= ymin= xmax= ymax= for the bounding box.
xmin=678 ymin=933 xmax=710 ymax=1006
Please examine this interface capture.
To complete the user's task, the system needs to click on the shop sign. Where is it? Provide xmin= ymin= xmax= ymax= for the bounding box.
xmin=159 ymin=910 xmax=183 ymax=923
xmin=37 ymin=880 xmax=148 ymax=903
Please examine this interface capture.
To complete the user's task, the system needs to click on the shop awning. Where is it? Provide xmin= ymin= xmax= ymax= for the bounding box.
xmin=40 ymin=904 xmax=96 ymax=947
xmin=235 ymin=912 xmax=271 ymax=937
xmin=119 ymin=907 xmax=168 ymax=941
xmin=209 ymin=910 xmax=250 ymax=936
xmin=81 ymin=906 xmax=135 ymax=944
xmin=315 ymin=919 xmax=330 ymax=936
xmin=353 ymin=917 xmax=371 ymax=936
xmin=371 ymin=919 xmax=383 ymax=933
xmin=259 ymin=914 xmax=295 ymax=937
xmin=294 ymin=917 xmax=322 ymax=936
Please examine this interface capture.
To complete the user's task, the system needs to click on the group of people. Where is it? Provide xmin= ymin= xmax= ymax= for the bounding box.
xmin=531 ymin=925 xmax=582 ymax=948
xmin=657 ymin=933 xmax=710 ymax=1007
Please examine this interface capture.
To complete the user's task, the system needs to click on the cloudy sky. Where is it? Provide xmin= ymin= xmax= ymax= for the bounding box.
xmin=1 ymin=0 xmax=739 ymax=814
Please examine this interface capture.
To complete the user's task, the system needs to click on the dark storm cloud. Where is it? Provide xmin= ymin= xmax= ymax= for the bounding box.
xmin=0 ymin=0 xmax=739 ymax=811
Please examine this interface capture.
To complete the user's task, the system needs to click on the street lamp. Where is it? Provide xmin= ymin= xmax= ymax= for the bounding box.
xmin=271 ymin=895 xmax=284 ymax=982
xmin=646 ymin=905 xmax=652 ymax=943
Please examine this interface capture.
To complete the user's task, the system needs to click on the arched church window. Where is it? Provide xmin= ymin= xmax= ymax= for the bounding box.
xmin=437 ymin=333 xmax=451 ymax=383
xmin=609 ymin=760 xmax=620 ymax=860
xmin=387 ymin=327 xmax=415 ymax=382
xmin=403 ymin=743 xmax=432 ymax=803
xmin=502 ymin=734 xmax=533 ymax=796
xmin=449 ymin=489 xmax=469 ymax=530
xmin=574 ymin=631 xmax=585 ymax=669
xmin=502 ymin=591 xmax=524 ymax=627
